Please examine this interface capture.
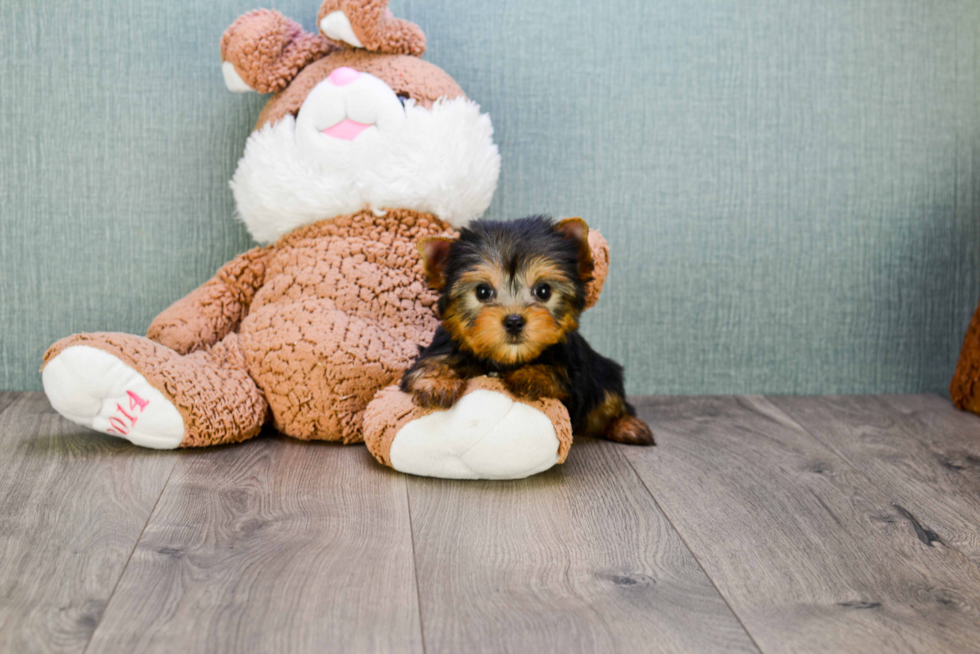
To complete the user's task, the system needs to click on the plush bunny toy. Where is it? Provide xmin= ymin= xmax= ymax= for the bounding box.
xmin=41 ymin=0 xmax=609 ymax=479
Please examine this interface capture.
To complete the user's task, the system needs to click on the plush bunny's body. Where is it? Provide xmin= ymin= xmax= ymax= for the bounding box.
xmin=41 ymin=0 xmax=608 ymax=479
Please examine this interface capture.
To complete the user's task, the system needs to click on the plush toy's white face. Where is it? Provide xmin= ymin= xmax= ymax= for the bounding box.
xmin=230 ymin=67 xmax=501 ymax=244
xmin=295 ymin=67 xmax=406 ymax=161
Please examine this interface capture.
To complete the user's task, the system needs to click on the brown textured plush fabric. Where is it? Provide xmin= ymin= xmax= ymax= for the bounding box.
xmin=317 ymin=0 xmax=426 ymax=56
xmin=220 ymin=0 xmax=433 ymax=104
xmin=256 ymin=50 xmax=465 ymax=129
xmin=221 ymin=9 xmax=339 ymax=94
xmin=585 ymin=229 xmax=609 ymax=310
xmin=43 ymin=332 xmax=269 ymax=448
xmin=42 ymin=218 xmax=609 ymax=455
xmin=45 ymin=209 xmax=453 ymax=447
xmin=41 ymin=217 xmax=609 ymax=449
xmin=148 ymin=246 xmax=272 ymax=355
xmin=236 ymin=209 xmax=450 ymax=443
xmin=363 ymin=377 xmax=574 ymax=468
xmin=951 ymin=297 xmax=980 ymax=413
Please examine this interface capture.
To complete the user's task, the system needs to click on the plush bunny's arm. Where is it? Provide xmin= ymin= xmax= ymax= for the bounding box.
xmin=147 ymin=247 xmax=271 ymax=355
xmin=583 ymin=230 xmax=609 ymax=310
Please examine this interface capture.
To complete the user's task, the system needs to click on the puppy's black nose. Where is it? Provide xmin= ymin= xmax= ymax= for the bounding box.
xmin=503 ymin=314 xmax=526 ymax=335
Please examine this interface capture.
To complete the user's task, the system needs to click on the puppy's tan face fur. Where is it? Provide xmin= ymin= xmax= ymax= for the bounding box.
xmin=442 ymin=256 xmax=580 ymax=365
xmin=419 ymin=217 xmax=592 ymax=366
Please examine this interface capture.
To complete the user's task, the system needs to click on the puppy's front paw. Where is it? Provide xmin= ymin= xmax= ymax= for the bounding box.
xmin=410 ymin=376 xmax=467 ymax=409
xmin=502 ymin=366 xmax=566 ymax=402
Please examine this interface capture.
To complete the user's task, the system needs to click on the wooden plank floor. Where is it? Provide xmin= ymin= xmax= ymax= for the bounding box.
xmin=1 ymin=393 xmax=979 ymax=653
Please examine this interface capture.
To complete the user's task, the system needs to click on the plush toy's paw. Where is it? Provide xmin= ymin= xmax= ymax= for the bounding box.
xmin=376 ymin=390 xmax=559 ymax=479
xmin=42 ymin=345 xmax=185 ymax=449
xmin=364 ymin=378 xmax=573 ymax=480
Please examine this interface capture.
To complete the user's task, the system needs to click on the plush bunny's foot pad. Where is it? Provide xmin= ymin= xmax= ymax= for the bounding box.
xmin=42 ymin=345 xmax=185 ymax=449
xmin=364 ymin=377 xmax=573 ymax=480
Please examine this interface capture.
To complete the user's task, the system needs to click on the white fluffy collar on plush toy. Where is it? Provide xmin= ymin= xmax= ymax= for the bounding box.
xmin=231 ymin=90 xmax=500 ymax=244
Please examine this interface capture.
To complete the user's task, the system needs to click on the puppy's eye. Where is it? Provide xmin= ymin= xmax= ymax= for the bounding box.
xmin=533 ymin=283 xmax=552 ymax=301
xmin=475 ymin=284 xmax=494 ymax=301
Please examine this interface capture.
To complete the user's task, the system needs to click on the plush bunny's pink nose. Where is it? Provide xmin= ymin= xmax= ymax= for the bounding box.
xmin=328 ymin=67 xmax=361 ymax=86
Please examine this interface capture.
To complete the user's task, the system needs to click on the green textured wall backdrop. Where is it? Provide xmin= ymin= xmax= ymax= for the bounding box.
xmin=1 ymin=0 xmax=979 ymax=393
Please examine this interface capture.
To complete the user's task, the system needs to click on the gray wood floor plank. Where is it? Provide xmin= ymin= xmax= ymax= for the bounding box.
xmin=626 ymin=396 xmax=980 ymax=654
xmin=0 ymin=391 xmax=19 ymax=417
xmin=770 ymin=395 xmax=980 ymax=569
xmin=878 ymin=394 xmax=980 ymax=490
xmin=85 ymin=434 xmax=423 ymax=654
xmin=0 ymin=393 xmax=179 ymax=654
xmin=406 ymin=437 xmax=759 ymax=654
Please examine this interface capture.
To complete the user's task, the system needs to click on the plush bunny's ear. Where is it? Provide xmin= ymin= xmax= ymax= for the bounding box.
xmin=556 ymin=217 xmax=595 ymax=282
xmin=317 ymin=0 xmax=426 ymax=56
xmin=418 ymin=237 xmax=455 ymax=291
xmin=221 ymin=9 xmax=335 ymax=94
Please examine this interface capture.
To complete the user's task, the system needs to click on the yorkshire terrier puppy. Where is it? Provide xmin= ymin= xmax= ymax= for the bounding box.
xmin=401 ymin=216 xmax=654 ymax=446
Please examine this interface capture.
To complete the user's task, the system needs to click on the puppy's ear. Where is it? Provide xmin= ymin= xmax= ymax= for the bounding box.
xmin=556 ymin=217 xmax=595 ymax=282
xmin=417 ymin=237 xmax=454 ymax=291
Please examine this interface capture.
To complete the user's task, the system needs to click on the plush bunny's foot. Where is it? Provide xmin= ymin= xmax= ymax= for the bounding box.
xmin=364 ymin=377 xmax=573 ymax=480
xmin=390 ymin=390 xmax=558 ymax=479
xmin=43 ymin=332 xmax=268 ymax=448
xmin=42 ymin=345 xmax=185 ymax=449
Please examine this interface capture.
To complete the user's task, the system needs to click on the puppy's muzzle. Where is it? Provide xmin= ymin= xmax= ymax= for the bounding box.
xmin=503 ymin=314 xmax=526 ymax=335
